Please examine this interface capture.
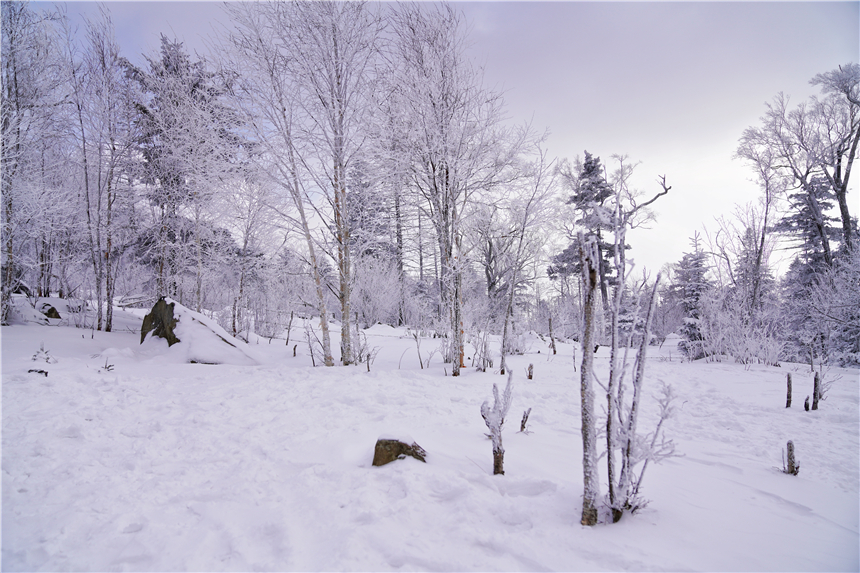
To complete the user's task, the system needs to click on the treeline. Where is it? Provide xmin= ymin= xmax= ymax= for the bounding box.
xmin=2 ymin=1 xmax=857 ymax=369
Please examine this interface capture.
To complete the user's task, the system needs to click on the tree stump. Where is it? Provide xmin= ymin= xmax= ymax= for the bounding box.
xmin=520 ymin=408 xmax=532 ymax=432
xmin=804 ymin=396 xmax=810 ymax=411
xmin=785 ymin=373 xmax=792 ymax=408
xmin=527 ymin=363 xmax=533 ymax=380
xmin=785 ymin=440 xmax=799 ymax=475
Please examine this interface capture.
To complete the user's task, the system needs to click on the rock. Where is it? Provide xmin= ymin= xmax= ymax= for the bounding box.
xmin=140 ymin=298 xmax=180 ymax=346
xmin=372 ymin=439 xmax=427 ymax=466
xmin=40 ymin=305 xmax=61 ymax=319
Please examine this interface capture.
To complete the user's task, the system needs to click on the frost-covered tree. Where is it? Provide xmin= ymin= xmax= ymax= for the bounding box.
xmin=738 ymin=63 xmax=859 ymax=263
xmin=578 ymin=233 xmax=601 ymax=526
xmin=497 ymin=146 xmax=556 ymax=375
xmin=1 ymin=1 xmax=66 ymax=322
xmin=390 ymin=3 xmax=524 ymax=375
xmin=62 ymin=7 xmax=142 ymax=331
xmin=673 ymin=232 xmax=712 ymax=360
xmin=221 ymin=1 xmax=335 ymax=366
xmin=280 ymin=0 xmax=384 ymax=366
xmin=553 ymin=152 xmax=616 ymax=314
xmin=131 ymin=36 xmax=241 ymax=304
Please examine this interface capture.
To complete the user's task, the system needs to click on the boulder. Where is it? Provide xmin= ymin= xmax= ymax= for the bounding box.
xmin=140 ymin=298 xmax=180 ymax=346
xmin=39 ymin=304 xmax=61 ymax=319
xmin=372 ymin=439 xmax=427 ymax=466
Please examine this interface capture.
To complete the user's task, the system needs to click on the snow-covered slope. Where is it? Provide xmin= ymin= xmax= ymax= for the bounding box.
xmin=2 ymin=317 xmax=858 ymax=571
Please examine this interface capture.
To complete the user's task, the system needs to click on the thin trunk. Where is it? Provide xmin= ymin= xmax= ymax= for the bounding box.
xmin=579 ymin=236 xmax=600 ymax=526
xmin=394 ymin=188 xmax=405 ymax=325
xmin=195 ymin=206 xmax=203 ymax=313
xmin=418 ymin=208 xmax=424 ymax=283
xmin=616 ymin=276 xmax=661 ymax=512
xmin=288 ymin=149 xmax=333 ymax=366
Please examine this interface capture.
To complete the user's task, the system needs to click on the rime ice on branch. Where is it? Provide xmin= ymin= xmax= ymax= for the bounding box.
xmin=481 ymin=372 xmax=513 ymax=475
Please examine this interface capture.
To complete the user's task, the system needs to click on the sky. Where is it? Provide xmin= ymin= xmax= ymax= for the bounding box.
xmin=52 ymin=0 xmax=859 ymax=275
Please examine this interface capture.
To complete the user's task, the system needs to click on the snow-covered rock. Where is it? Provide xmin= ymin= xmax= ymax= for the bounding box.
xmin=140 ymin=298 xmax=257 ymax=365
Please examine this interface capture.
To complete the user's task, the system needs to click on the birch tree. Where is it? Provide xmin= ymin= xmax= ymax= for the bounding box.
xmin=391 ymin=3 xmax=522 ymax=375
xmin=221 ymin=2 xmax=335 ymax=365
xmin=498 ymin=146 xmax=556 ymax=375
xmin=279 ymin=1 xmax=383 ymax=365
xmin=1 ymin=1 xmax=64 ymax=322
xmin=602 ymin=164 xmax=672 ymax=522
xmin=62 ymin=7 xmax=141 ymax=330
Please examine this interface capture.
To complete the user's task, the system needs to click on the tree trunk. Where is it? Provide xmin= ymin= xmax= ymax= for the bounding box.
xmin=786 ymin=373 xmax=792 ymax=408
xmin=549 ymin=316 xmax=557 ymax=355
xmin=492 ymin=446 xmax=505 ymax=476
xmin=579 ymin=236 xmax=600 ymax=526
xmin=812 ymin=372 xmax=820 ymax=410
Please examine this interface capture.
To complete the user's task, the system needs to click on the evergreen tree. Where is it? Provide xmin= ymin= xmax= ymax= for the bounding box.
xmin=131 ymin=36 xmax=241 ymax=299
xmin=552 ymin=152 xmax=616 ymax=311
xmin=673 ymin=232 xmax=712 ymax=360
xmin=776 ymin=177 xmax=841 ymax=364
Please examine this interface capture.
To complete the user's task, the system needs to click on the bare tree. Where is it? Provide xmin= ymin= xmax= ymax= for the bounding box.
xmin=598 ymin=158 xmax=671 ymax=522
xmin=739 ymin=64 xmax=859 ymax=263
xmin=62 ymin=7 xmax=141 ymax=331
xmin=1 ymin=2 xmax=65 ymax=322
xmin=810 ymin=63 xmax=859 ymax=253
xmin=280 ymin=1 xmax=383 ymax=365
xmin=498 ymin=145 xmax=556 ymax=375
xmin=390 ymin=3 xmax=523 ymax=375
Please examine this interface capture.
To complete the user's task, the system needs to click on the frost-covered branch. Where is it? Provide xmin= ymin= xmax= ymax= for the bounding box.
xmin=481 ymin=371 xmax=513 ymax=475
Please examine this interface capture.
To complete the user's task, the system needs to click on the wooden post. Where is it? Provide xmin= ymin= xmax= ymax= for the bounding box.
xmin=785 ymin=373 xmax=792 ymax=408
xmin=812 ymin=372 xmax=820 ymax=410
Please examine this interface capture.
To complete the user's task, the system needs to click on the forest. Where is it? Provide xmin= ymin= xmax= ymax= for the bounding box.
xmin=2 ymin=0 xmax=858 ymax=371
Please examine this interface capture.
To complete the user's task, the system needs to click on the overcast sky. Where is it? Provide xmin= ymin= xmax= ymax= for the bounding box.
xmin=54 ymin=1 xmax=859 ymax=275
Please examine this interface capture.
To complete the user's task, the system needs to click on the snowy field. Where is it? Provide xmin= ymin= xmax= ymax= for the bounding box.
xmin=2 ymin=305 xmax=858 ymax=571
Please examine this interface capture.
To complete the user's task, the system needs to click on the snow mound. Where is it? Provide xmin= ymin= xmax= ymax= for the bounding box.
xmin=141 ymin=298 xmax=257 ymax=365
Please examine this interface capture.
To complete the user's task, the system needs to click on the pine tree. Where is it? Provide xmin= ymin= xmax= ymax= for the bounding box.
xmin=553 ymin=152 xmax=616 ymax=313
xmin=776 ymin=177 xmax=842 ymax=365
xmin=673 ymin=232 xmax=712 ymax=360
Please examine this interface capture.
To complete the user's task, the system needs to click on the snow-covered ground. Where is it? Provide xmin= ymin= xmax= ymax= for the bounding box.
xmin=3 ymin=305 xmax=858 ymax=571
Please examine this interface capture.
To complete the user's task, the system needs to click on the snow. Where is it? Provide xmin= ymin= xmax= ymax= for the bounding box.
xmin=3 ymin=311 xmax=858 ymax=571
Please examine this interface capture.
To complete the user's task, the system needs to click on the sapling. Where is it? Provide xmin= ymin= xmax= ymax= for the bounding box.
xmin=32 ymin=343 xmax=57 ymax=364
xmin=481 ymin=371 xmax=513 ymax=475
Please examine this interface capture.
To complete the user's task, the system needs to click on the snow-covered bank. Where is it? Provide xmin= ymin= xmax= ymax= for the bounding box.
xmin=2 ymin=319 xmax=858 ymax=571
